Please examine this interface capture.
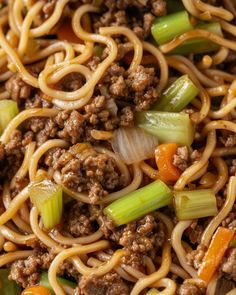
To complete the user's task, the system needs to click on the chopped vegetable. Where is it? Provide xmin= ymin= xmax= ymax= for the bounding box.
xmin=136 ymin=111 xmax=194 ymax=146
xmin=198 ymin=227 xmax=235 ymax=283
xmin=166 ymin=0 xmax=185 ymax=13
xmin=174 ymin=189 xmax=218 ymax=220
xmin=21 ymin=286 xmax=51 ymax=295
xmin=104 ymin=180 xmax=172 ymax=226
xmin=152 ymin=75 xmax=199 ymax=112
xmin=93 ymin=45 xmax=104 ymax=58
xmin=155 ymin=143 xmax=181 ymax=183
xmin=230 ymin=239 xmax=236 ymax=248
xmin=151 ymin=11 xmax=193 ymax=45
xmin=57 ymin=18 xmax=82 ymax=43
xmin=0 ymin=269 xmax=21 ymax=295
xmin=111 ymin=127 xmax=159 ymax=164
xmin=29 ymin=180 xmax=63 ymax=229
xmin=40 ymin=272 xmax=76 ymax=294
xmin=172 ymin=22 xmax=223 ymax=55
xmin=0 ymin=100 xmax=19 ymax=135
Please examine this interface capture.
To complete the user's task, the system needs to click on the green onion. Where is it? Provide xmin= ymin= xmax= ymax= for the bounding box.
xmin=93 ymin=45 xmax=104 ymax=58
xmin=174 ymin=189 xmax=217 ymax=220
xmin=152 ymin=75 xmax=199 ymax=112
xmin=135 ymin=111 xmax=194 ymax=146
xmin=29 ymin=180 xmax=63 ymax=229
xmin=40 ymin=272 xmax=76 ymax=294
xmin=0 ymin=269 xmax=21 ymax=295
xmin=166 ymin=0 xmax=185 ymax=13
xmin=171 ymin=22 xmax=223 ymax=55
xmin=151 ymin=11 xmax=193 ymax=45
xmin=104 ymin=180 xmax=172 ymax=226
xmin=0 ymin=100 xmax=19 ymax=135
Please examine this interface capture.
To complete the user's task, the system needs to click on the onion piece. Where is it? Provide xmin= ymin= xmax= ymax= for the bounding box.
xmin=111 ymin=127 xmax=158 ymax=164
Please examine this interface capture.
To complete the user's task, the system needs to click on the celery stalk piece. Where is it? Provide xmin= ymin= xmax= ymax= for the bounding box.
xmin=166 ymin=0 xmax=185 ymax=13
xmin=0 ymin=100 xmax=19 ymax=134
xmin=29 ymin=180 xmax=63 ymax=229
xmin=135 ymin=111 xmax=194 ymax=146
xmin=171 ymin=22 xmax=223 ymax=55
xmin=174 ymin=189 xmax=217 ymax=220
xmin=40 ymin=272 xmax=76 ymax=294
xmin=151 ymin=11 xmax=193 ymax=45
xmin=93 ymin=45 xmax=104 ymax=58
xmin=152 ymin=75 xmax=199 ymax=112
xmin=104 ymin=180 xmax=172 ymax=226
xmin=0 ymin=269 xmax=21 ymax=295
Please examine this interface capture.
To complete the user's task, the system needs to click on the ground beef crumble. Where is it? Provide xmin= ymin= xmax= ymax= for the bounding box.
xmin=221 ymin=248 xmax=236 ymax=281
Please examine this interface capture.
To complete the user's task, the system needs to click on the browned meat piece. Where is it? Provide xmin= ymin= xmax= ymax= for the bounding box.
xmin=221 ymin=248 xmax=236 ymax=281
xmin=187 ymin=244 xmax=207 ymax=270
xmin=78 ymin=272 xmax=130 ymax=295
xmin=5 ymin=74 xmax=32 ymax=102
xmin=220 ymin=134 xmax=236 ymax=147
xmin=173 ymin=146 xmax=189 ymax=171
xmin=178 ymin=282 xmax=205 ymax=295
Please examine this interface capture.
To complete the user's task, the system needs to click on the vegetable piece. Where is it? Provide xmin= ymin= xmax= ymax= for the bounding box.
xmin=146 ymin=289 xmax=158 ymax=295
xmin=171 ymin=22 xmax=223 ymax=55
xmin=136 ymin=111 xmax=194 ymax=146
xmin=57 ymin=18 xmax=82 ymax=43
xmin=155 ymin=143 xmax=181 ymax=183
xmin=40 ymin=272 xmax=76 ymax=294
xmin=21 ymin=286 xmax=51 ymax=295
xmin=152 ymin=75 xmax=199 ymax=112
xmin=174 ymin=189 xmax=218 ymax=220
xmin=111 ymin=127 xmax=159 ymax=164
xmin=29 ymin=180 xmax=63 ymax=229
xmin=0 ymin=100 xmax=19 ymax=134
xmin=93 ymin=45 xmax=104 ymax=58
xmin=151 ymin=11 xmax=193 ymax=45
xmin=0 ymin=269 xmax=21 ymax=295
xmin=198 ymin=227 xmax=235 ymax=283
xmin=104 ymin=180 xmax=172 ymax=226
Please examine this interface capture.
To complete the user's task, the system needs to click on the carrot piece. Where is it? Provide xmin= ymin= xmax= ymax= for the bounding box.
xmin=155 ymin=143 xmax=181 ymax=183
xmin=57 ymin=18 xmax=82 ymax=43
xmin=21 ymin=285 xmax=52 ymax=295
xmin=198 ymin=227 xmax=235 ymax=283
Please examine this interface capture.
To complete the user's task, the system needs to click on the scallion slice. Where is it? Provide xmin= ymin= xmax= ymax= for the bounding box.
xmin=104 ymin=180 xmax=172 ymax=226
xmin=29 ymin=180 xmax=63 ymax=229
xmin=136 ymin=111 xmax=194 ymax=146
xmin=174 ymin=189 xmax=217 ymax=220
xmin=171 ymin=22 xmax=223 ymax=55
xmin=151 ymin=11 xmax=193 ymax=45
xmin=40 ymin=272 xmax=76 ymax=294
xmin=152 ymin=75 xmax=199 ymax=112
xmin=0 ymin=100 xmax=19 ymax=135
xmin=0 ymin=269 xmax=21 ymax=295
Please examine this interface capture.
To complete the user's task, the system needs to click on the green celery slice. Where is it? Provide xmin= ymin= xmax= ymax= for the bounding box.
xmin=136 ymin=111 xmax=194 ymax=146
xmin=174 ymin=189 xmax=217 ymax=220
xmin=29 ymin=180 xmax=63 ymax=229
xmin=152 ymin=75 xmax=199 ymax=112
xmin=0 ymin=100 xmax=19 ymax=134
xmin=104 ymin=180 xmax=172 ymax=226
xmin=0 ymin=269 xmax=21 ymax=295
xmin=40 ymin=272 xmax=76 ymax=294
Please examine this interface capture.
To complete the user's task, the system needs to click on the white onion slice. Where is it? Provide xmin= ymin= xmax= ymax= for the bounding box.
xmin=111 ymin=127 xmax=159 ymax=164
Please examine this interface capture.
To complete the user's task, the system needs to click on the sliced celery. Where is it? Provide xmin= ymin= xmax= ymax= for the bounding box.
xmin=40 ymin=272 xmax=76 ymax=294
xmin=152 ymin=75 xmax=199 ymax=112
xmin=0 ymin=269 xmax=21 ymax=295
xmin=136 ymin=111 xmax=194 ymax=146
xmin=29 ymin=180 xmax=63 ymax=229
xmin=0 ymin=100 xmax=19 ymax=134
xmin=104 ymin=180 xmax=172 ymax=226
xmin=171 ymin=22 xmax=223 ymax=55
xmin=174 ymin=189 xmax=217 ymax=220
xmin=93 ymin=45 xmax=104 ymax=58
xmin=151 ymin=11 xmax=193 ymax=45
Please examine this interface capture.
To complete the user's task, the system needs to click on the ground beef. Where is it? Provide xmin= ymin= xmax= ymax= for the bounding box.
xmin=173 ymin=146 xmax=189 ymax=171
xmin=221 ymin=248 xmax=236 ymax=281
xmin=187 ymin=244 xmax=207 ymax=270
xmin=5 ymin=74 xmax=32 ymax=102
xmin=78 ymin=272 xmax=130 ymax=295
xmin=220 ymin=134 xmax=236 ymax=147
xmin=103 ymin=214 xmax=166 ymax=253
xmin=178 ymin=282 xmax=205 ymax=295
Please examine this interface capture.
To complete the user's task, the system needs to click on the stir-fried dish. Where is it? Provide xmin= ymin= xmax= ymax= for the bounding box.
xmin=1 ymin=0 xmax=236 ymax=294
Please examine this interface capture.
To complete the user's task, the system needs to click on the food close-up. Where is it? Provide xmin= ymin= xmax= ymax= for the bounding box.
xmin=1 ymin=0 xmax=236 ymax=294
